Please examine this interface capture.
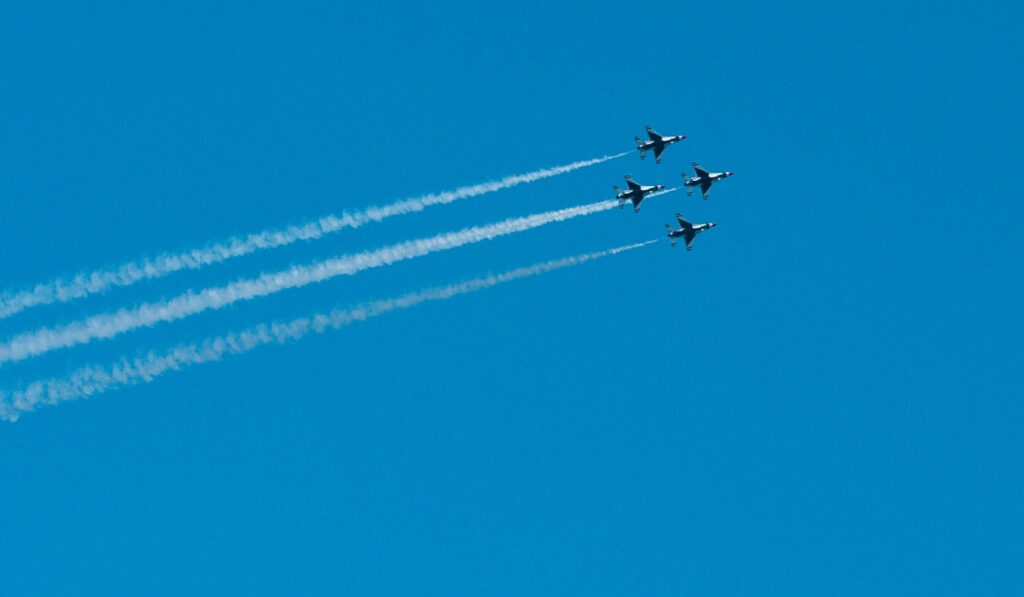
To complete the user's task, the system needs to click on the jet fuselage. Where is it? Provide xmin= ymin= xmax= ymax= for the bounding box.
xmin=616 ymin=184 xmax=665 ymax=200
xmin=684 ymin=171 xmax=733 ymax=187
xmin=636 ymin=135 xmax=685 ymax=153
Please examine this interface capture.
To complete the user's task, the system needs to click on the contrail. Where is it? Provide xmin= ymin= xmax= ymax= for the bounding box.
xmin=0 ymin=197 xmax=642 ymax=367
xmin=0 ymin=240 xmax=657 ymax=421
xmin=645 ymin=187 xmax=680 ymax=199
xmin=0 ymin=152 xmax=629 ymax=321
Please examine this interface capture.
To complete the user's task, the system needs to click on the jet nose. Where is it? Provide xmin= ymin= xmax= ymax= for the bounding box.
xmin=710 ymin=222 xmax=717 ymax=227
xmin=726 ymin=171 xmax=734 ymax=176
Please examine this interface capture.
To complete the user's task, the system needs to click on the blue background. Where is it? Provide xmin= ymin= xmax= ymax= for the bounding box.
xmin=2 ymin=1 xmax=1022 ymax=594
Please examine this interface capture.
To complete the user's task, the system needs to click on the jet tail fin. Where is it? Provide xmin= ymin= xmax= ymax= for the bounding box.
xmin=665 ymin=224 xmax=677 ymax=246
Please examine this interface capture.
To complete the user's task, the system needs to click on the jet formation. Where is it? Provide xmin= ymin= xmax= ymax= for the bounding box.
xmin=611 ymin=124 xmax=734 ymax=251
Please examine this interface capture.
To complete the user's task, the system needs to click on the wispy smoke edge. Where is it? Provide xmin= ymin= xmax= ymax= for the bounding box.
xmin=0 ymin=239 xmax=657 ymax=421
xmin=0 ymin=152 xmax=629 ymax=321
xmin=0 ymin=200 xmax=620 ymax=366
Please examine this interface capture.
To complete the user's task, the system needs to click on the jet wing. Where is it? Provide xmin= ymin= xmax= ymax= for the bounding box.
xmin=675 ymin=213 xmax=693 ymax=231
xmin=652 ymin=144 xmax=665 ymax=162
xmin=692 ymin=162 xmax=710 ymax=178
xmin=684 ymin=231 xmax=696 ymax=250
xmin=646 ymin=126 xmax=662 ymax=141
xmin=625 ymin=177 xmax=643 ymax=192
xmin=701 ymin=180 xmax=713 ymax=198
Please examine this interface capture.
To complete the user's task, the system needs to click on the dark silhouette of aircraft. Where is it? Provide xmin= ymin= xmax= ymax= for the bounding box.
xmin=614 ymin=175 xmax=665 ymax=213
xmin=682 ymin=162 xmax=734 ymax=199
xmin=635 ymin=125 xmax=685 ymax=164
xmin=665 ymin=213 xmax=716 ymax=250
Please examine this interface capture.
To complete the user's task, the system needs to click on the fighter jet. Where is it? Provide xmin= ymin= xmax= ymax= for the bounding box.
xmin=635 ymin=125 xmax=686 ymax=164
xmin=682 ymin=162 xmax=734 ymax=199
xmin=614 ymin=175 xmax=665 ymax=213
xmin=665 ymin=213 xmax=716 ymax=250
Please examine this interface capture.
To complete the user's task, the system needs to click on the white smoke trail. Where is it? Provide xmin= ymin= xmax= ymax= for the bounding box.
xmin=0 ymin=240 xmax=657 ymax=421
xmin=0 ymin=152 xmax=629 ymax=321
xmin=0 ymin=199 xmax=627 ymax=367
xmin=645 ymin=187 xmax=680 ymax=199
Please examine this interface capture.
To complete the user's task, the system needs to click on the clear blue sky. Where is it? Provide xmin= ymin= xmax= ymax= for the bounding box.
xmin=2 ymin=1 xmax=1022 ymax=594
